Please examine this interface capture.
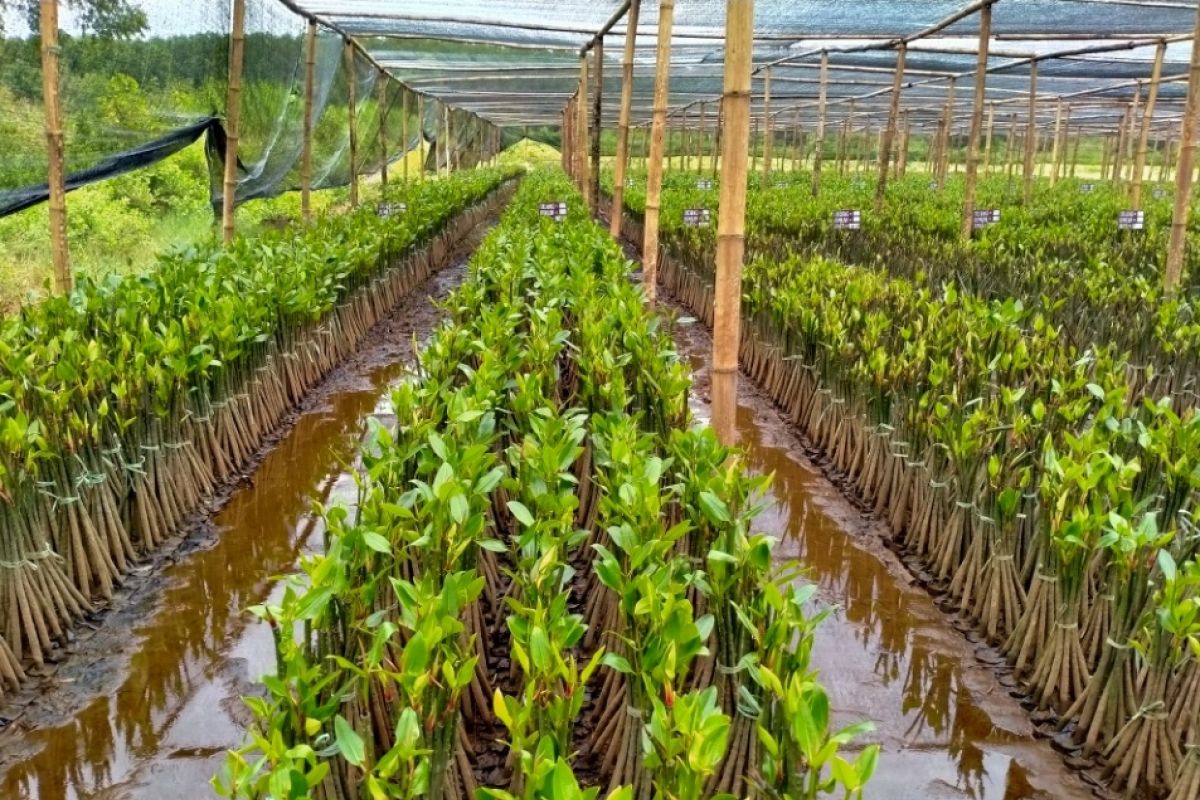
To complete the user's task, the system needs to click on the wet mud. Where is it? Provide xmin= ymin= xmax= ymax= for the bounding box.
xmin=0 ymin=214 xmax=497 ymax=800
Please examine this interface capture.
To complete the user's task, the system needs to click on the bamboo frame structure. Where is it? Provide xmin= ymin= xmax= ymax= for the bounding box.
xmin=577 ymin=54 xmax=590 ymax=203
xmin=961 ymin=3 xmax=992 ymax=240
xmin=898 ymin=112 xmax=911 ymax=177
xmin=1166 ymin=4 xmax=1200 ymax=293
xmin=937 ymin=78 xmax=956 ymax=187
xmin=874 ymin=43 xmax=906 ymax=212
xmin=346 ymin=41 xmax=359 ymax=207
xmin=1133 ymin=39 xmax=1168 ymax=208
xmin=713 ymin=0 xmax=753 ymax=446
xmin=812 ymin=51 xmax=829 ymax=196
xmin=1023 ymin=62 xmax=1037 ymax=203
xmin=417 ymin=94 xmax=426 ymax=182
xmin=378 ymin=74 xmax=389 ymax=190
xmin=642 ymin=0 xmax=676 ymax=307
xmin=1050 ymin=100 xmax=1065 ymax=184
xmin=1114 ymin=105 xmax=1130 ymax=185
xmin=610 ymin=0 xmax=641 ymax=239
xmin=982 ymin=102 xmax=995 ymax=174
xmin=763 ymin=68 xmax=773 ymax=178
xmin=402 ymin=90 xmax=410 ymax=182
xmin=40 ymin=0 xmax=71 ymax=292
xmin=301 ymin=20 xmax=316 ymax=223
xmin=222 ymin=0 xmax=247 ymax=245
xmin=590 ymin=38 xmax=604 ymax=211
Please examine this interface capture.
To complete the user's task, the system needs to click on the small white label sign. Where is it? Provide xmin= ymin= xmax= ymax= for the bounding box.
xmin=1117 ymin=210 xmax=1145 ymax=230
xmin=683 ymin=208 xmax=711 ymax=227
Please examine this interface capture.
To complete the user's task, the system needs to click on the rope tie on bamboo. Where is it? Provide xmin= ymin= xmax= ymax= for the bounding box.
xmin=625 ymin=706 xmax=645 ymax=720
xmin=0 ymin=547 xmax=58 ymax=570
xmin=73 ymin=466 xmax=106 ymax=489
xmin=1131 ymin=699 xmax=1168 ymax=722
xmin=1055 ymin=622 xmax=1078 ymax=630
xmin=49 ymin=491 xmax=81 ymax=510
xmin=1036 ymin=573 xmax=1058 ymax=585
xmin=1105 ymin=637 xmax=1132 ymax=650
xmin=165 ymin=441 xmax=190 ymax=451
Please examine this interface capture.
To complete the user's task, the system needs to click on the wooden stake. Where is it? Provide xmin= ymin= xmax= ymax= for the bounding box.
xmin=1166 ymin=3 xmax=1200 ymax=293
xmin=301 ymin=20 xmax=316 ymax=223
xmin=444 ymin=104 xmax=452 ymax=173
xmin=642 ymin=0 xmax=676 ymax=307
xmin=577 ymin=54 xmax=589 ymax=201
xmin=713 ymin=0 xmax=753 ymax=446
xmin=1101 ymin=132 xmax=1111 ymax=179
xmin=1023 ymin=61 xmax=1037 ymax=203
xmin=417 ymin=95 xmax=425 ymax=182
xmin=982 ymin=102 xmax=995 ymax=175
xmin=713 ymin=98 xmax=722 ymax=179
xmin=1050 ymin=100 xmax=1065 ymax=184
xmin=1114 ymin=106 xmax=1129 ymax=185
xmin=700 ymin=101 xmax=709 ymax=173
xmin=812 ymin=50 xmax=829 ymax=196
xmin=1070 ymin=127 xmax=1081 ymax=177
xmin=222 ymin=0 xmax=246 ymax=245
xmin=378 ymin=74 xmax=389 ymax=191
xmin=402 ymin=91 xmax=410 ymax=182
xmin=1005 ymin=112 xmax=1018 ymax=179
xmin=591 ymin=38 xmax=604 ymax=211
xmin=763 ymin=68 xmax=773 ymax=178
xmin=751 ymin=118 xmax=759 ymax=174
xmin=938 ymin=78 xmax=956 ymax=188
xmin=39 ymin=0 xmax=70 ymax=291
xmin=875 ymin=42 xmax=906 ymax=212
xmin=897 ymin=112 xmax=911 ymax=177
xmin=346 ymin=41 xmax=359 ymax=206
xmin=961 ymin=3 xmax=992 ymax=240
xmin=610 ymin=0 xmax=641 ymax=239
xmin=1133 ymin=39 xmax=1167 ymax=208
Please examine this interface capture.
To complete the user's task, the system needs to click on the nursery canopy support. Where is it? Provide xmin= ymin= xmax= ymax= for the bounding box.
xmin=643 ymin=0 xmax=676 ymax=307
xmin=222 ymin=0 xmax=247 ymax=245
xmin=610 ymin=0 xmax=641 ymax=240
xmin=40 ymin=0 xmax=70 ymax=292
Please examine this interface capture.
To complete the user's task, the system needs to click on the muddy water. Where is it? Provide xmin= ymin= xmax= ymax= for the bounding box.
xmin=0 ymin=257 xmax=474 ymax=800
xmin=668 ymin=313 xmax=1093 ymax=800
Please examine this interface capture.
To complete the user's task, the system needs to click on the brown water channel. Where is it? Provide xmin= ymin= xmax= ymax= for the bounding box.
xmin=0 ymin=255 xmax=475 ymax=800
xmin=668 ymin=309 xmax=1092 ymax=800
xmin=0 ymin=235 xmax=1090 ymax=799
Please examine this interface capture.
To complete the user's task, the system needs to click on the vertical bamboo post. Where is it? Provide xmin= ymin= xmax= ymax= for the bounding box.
xmin=713 ymin=0 xmax=753 ymax=446
xmin=812 ymin=50 xmax=829 ymax=196
xmin=751 ymin=118 xmax=759 ymax=174
xmin=346 ymin=41 xmax=360 ymax=206
xmin=1133 ymin=40 xmax=1167 ymax=208
xmin=577 ymin=54 xmax=589 ymax=201
xmin=1125 ymin=88 xmax=1141 ymax=187
xmin=712 ymin=98 xmax=722 ymax=179
xmin=1050 ymin=100 xmax=1065 ymax=184
xmin=938 ymin=78 xmax=956 ymax=187
xmin=643 ymin=0 xmax=676 ymax=307
xmin=897 ymin=112 xmax=911 ymax=177
xmin=792 ymin=107 xmax=801 ymax=171
xmin=700 ymin=100 xmax=708 ymax=173
xmin=1005 ymin=112 xmax=1017 ymax=179
xmin=417 ymin=95 xmax=426 ymax=182
xmin=1101 ymin=131 xmax=1111 ymax=179
xmin=762 ymin=68 xmax=773 ymax=178
xmin=222 ymin=0 xmax=246 ymax=245
xmin=982 ymin=101 xmax=995 ymax=175
xmin=1159 ymin=138 xmax=1172 ymax=182
xmin=1166 ymin=3 xmax=1200 ymax=293
xmin=875 ymin=42 xmax=906 ymax=212
xmin=39 ymin=0 xmax=70 ymax=291
xmin=1070 ymin=127 xmax=1081 ymax=177
xmin=590 ymin=38 xmax=604 ymax=211
xmin=301 ymin=19 xmax=316 ymax=223
xmin=610 ymin=0 xmax=640 ymax=239
xmin=402 ymin=91 xmax=410 ymax=182
xmin=961 ymin=3 xmax=991 ymax=240
xmin=378 ymin=74 xmax=389 ymax=191
xmin=1114 ymin=106 xmax=1129 ymax=186
xmin=1023 ymin=62 xmax=1038 ymax=203
xmin=841 ymin=99 xmax=856 ymax=175
xmin=444 ymin=104 xmax=452 ymax=174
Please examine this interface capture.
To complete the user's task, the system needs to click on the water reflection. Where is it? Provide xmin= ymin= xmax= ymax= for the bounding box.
xmin=0 ymin=361 xmax=408 ymax=800
xmin=677 ymin=333 xmax=1090 ymax=800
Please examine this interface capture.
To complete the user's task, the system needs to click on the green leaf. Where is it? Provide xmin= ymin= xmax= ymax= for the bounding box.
xmin=1157 ymin=549 xmax=1177 ymax=583
xmin=507 ymin=500 xmax=535 ymax=527
xmin=361 ymin=532 xmax=391 ymax=554
xmin=698 ymin=491 xmax=731 ymax=524
xmin=334 ymin=715 xmax=366 ymax=766
xmin=601 ymin=652 xmax=633 ymax=673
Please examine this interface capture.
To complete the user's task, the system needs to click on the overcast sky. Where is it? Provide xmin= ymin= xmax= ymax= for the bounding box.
xmin=2 ymin=0 xmax=300 ymax=37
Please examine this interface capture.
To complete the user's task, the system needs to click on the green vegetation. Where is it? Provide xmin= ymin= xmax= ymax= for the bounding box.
xmin=215 ymin=170 xmax=877 ymax=800
xmin=0 ymin=165 xmax=515 ymax=696
xmin=613 ymin=167 xmax=1200 ymax=799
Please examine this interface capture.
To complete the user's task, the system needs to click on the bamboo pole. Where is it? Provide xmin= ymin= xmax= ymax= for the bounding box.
xmin=222 ymin=0 xmax=247 ymax=245
xmin=417 ymin=95 xmax=425 ymax=182
xmin=39 ymin=0 xmax=70 ymax=291
xmin=1050 ymin=100 xmax=1065 ymax=184
xmin=610 ymin=0 xmax=640 ymax=239
xmin=982 ymin=102 xmax=995 ymax=175
xmin=1005 ymin=113 xmax=1018 ymax=179
xmin=444 ymin=105 xmax=453 ymax=173
xmin=874 ymin=43 xmax=906 ymax=212
xmin=1101 ymin=132 xmax=1111 ymax=179
xmin=1023 ymin=62 xmax=1037 ymax=203
xmin=841 ymin=100 xmax=856 ymax=175
xmin=1113 ymin=106 xmax=1129 ymax=185
xmin=812 ymin=51 xmax=829 ymax=196
xmin=642 ymin=0 xmax=676 ymax=307
xmin=712 ymin=0 xmax=753 ymax=446
xmin=301 ymin=20 xmax=316 ymax=223
xmin=402 ymin=91 xmax=410 ymax=182
xmin=897 ymin=112 xmax=911 ymax=177
xmin=577 ymin=54 xmax=589 ymax=202
xmin=791 ymin=107 xmax=801 ymax=172
xmin=762 ymin=68 xmax=773 ymax=178
xmin=751 ymin=118 xmax=759 ymax=174
xmin=590 ymin=38 xmax=604 ymax=211
xmin=961 ymin=3 xmax=992 ymax=240
xmin=378 ymin=74 xmax=389 ymax=191
xmin=938 ymin=78 xmax=956 ymax=187
xmin=1165 ymin=2 xmax=1200 ymax=294
xmin=1133 ymin=40 xmax=1167 ymax=208
xmin=712 ymin=98 xmax=722 ymax=179
xmin=346 ymin=41 xmax=359 ymax=207
xmin=700 ymin=101 xmax=709 ymax=173
xmin=1126 ymin=86 xmax=1141 ymax=187
xmin=1070 ymin=127 xmax=1081 ymax=177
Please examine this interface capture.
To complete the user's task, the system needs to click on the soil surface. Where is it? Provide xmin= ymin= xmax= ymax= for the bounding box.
xmin=0 ymin=212 xmax=499 ymax=800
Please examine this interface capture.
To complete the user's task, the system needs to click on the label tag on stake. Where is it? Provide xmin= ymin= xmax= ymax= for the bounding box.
xmin=539 ymin=202 xmax=568 ymax=221
xmin=1117 ymin=210 xmax=1145 ymax=231
xmin=378 ymin=202 xmax=407 ymax=218
xmin=1080 ymin=183 xmax=1095 ymax=193
xmin=833 ymin=209 xmax=861 ymax=230
xmin=972 ymin=209 xmax=1001 ymax=229
xmin=696 ymin=178 xmax=713 ymax=190
xmin=683 ymin=208 xmax=711 ymax=227
xmin=1153 ymin=187 xmax=1168 ymax=199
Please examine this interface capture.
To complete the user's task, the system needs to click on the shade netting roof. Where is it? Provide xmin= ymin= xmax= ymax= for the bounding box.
xmin=288 ymin=0 xmax=1200 ymax=132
